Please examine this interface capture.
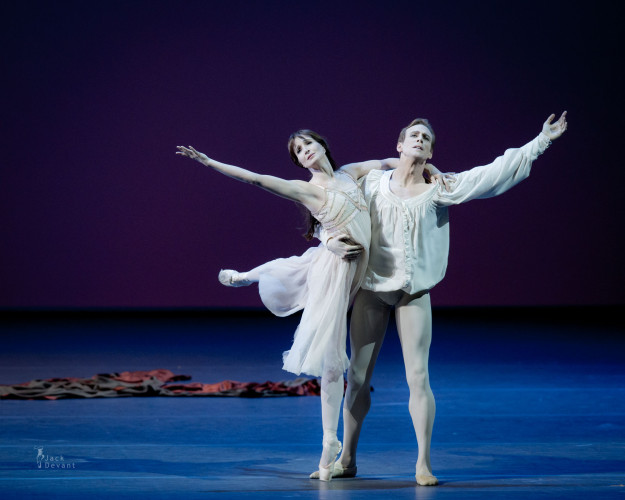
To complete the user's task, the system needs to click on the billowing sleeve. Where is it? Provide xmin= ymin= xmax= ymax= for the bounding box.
xmin=362 ymin=169 xmax=384 ymax=201
xmin=435 ymin=132 xmax=551 ymax=206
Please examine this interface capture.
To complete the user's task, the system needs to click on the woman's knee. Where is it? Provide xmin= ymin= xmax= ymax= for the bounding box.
xmin=322 ymin=367 xmax=343 ymax=384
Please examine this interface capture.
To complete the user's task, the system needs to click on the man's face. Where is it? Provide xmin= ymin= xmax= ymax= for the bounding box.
xmin=397 ymin=124 xmax=433 ymax=161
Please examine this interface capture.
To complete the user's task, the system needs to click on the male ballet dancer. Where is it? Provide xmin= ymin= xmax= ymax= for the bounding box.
xmin=312 ymin=112 xmax=568 ymax=485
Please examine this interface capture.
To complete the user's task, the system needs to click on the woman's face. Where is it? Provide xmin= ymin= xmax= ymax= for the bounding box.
xmin=292 ymin=135 xmax=326 ymax=169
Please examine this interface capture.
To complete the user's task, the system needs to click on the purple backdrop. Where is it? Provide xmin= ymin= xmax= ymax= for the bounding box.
xmin=1 ymin=1 xmax=622 ymax=308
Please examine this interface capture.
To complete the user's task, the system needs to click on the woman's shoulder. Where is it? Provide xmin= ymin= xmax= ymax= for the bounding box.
xmin=335 ymin=168 xmax=355 ymax=180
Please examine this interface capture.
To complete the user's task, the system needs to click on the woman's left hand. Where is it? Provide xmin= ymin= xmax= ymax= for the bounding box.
xmin=430 ymin=170 xmax=456 ymax=192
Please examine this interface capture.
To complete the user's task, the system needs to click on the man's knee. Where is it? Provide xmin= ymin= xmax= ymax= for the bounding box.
xmin=344 ymin=369 xmax=372 ymax=414
xmin=346 ymin=365 xmax=368 ymax=390
xmin=405 ymin=368 xmax=430 ymax=394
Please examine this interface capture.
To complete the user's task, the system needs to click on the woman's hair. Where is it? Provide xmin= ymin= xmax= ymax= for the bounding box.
xmin=287 ymin=130 xmax=339 ymax=241
xmin=287 ymin=129 xmax=338 ymax=170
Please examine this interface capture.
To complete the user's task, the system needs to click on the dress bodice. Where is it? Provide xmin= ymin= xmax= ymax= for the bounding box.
xmin=311 ymin=171 xmax=368 ymax=234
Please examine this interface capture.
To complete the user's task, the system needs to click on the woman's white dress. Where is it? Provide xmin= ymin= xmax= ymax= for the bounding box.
xmin=257 ymin=171 xmax=371 ymax=377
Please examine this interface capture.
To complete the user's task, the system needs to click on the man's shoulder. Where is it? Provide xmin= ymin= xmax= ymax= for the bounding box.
xmin=366 ymin=169 xmax=386 ymax=181
xmin=364 ymin=169 xmax=387 ymax=188
xmin=362 ymin=169 xmax=386 ymax=198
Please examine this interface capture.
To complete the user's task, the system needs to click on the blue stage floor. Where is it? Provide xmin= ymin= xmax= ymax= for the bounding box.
xmin=1 ymin=307 xmax=624 ymax=499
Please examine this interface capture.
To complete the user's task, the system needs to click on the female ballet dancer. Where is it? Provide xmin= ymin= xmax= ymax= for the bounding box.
xmin=176 ymin=131 xmax=443 ymax=480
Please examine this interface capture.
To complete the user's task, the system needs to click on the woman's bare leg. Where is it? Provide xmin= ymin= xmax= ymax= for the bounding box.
xmin=318 ymin=367 xmax=344 ymax=480
xmin=340 ymin=289 xmax=391 ymax=470
xmin=218 ymin=261 xmax=274 ymax=286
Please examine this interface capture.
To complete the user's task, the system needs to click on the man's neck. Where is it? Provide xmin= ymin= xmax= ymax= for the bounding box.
xmin=393 ymin=157 xmax=428 ymax=186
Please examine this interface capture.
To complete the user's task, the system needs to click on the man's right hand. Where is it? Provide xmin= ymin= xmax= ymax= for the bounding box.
xmin=326 ymin=236 xmax=364 ymax=260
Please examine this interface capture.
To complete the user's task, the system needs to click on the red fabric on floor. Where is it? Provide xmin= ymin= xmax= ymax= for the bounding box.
xmin=0 ymin=369 xmax=321 ymax=400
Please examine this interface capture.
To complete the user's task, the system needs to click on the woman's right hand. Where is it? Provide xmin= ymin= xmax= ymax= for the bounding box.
xmin=176 ymin=145 xmax=210 ymax=165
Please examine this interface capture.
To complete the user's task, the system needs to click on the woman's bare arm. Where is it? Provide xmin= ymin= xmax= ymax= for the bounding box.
xmin=338 ymin=158 xmax=398 ymax=180
xmin=176 ymin=145 xmax=324 ymax=212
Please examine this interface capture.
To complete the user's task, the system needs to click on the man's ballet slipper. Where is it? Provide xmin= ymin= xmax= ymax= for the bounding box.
xmin=416 ymin=473 xmax=439 ymax=486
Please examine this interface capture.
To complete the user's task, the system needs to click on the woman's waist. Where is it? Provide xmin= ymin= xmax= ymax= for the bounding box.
xmin=321 ymin=211 xmax=371 ymax=243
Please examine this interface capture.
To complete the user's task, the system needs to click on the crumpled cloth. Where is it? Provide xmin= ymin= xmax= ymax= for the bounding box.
xmin=0 ymin=369 xmax=321 ymax=400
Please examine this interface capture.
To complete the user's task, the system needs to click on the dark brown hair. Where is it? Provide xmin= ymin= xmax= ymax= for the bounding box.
xmin=287 ymin=130 xmax=338 ymax=240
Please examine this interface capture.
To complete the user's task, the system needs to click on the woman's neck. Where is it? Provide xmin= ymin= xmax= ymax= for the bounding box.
xmin=308 ymin=157 xmax=335 ymax=180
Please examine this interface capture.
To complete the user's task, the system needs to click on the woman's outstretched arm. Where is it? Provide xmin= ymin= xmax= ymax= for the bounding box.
xmin=176 ymin=145 xmax=324 ymax=212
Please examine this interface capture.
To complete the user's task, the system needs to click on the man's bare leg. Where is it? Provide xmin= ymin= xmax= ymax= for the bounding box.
xmin=395 ymin=292 xmax=437 ymax=486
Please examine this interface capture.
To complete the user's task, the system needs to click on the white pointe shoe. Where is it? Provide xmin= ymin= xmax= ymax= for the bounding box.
xmin=309 ymin=462 xmax=357 ymax=479
xmin=218 ymin=269 xmax=252 ymax=287
xmin=318 ymin=438 xmax=342 ymax=482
